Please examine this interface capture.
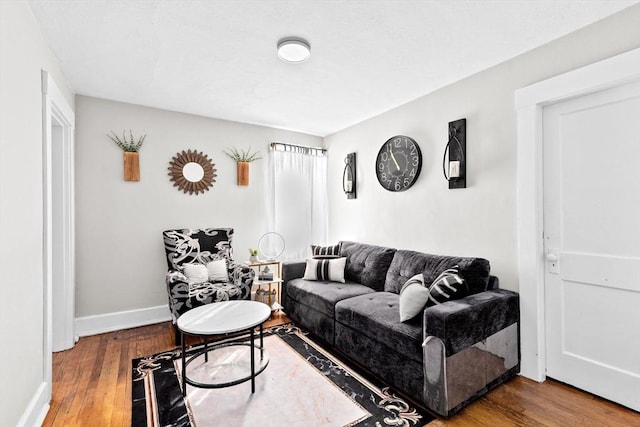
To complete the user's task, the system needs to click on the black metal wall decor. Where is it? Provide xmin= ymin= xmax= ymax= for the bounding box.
xmin=343 ymin=152 xmax=357 ymax=199
xmin=442 ymin=118 xmax=466 ymax=189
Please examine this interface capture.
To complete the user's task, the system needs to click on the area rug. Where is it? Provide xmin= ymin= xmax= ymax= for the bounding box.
xmin=132 ymin=323 xmax=435 ymax=427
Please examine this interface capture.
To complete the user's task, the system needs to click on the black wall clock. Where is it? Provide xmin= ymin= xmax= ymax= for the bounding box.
xmin=375 ymin=135 xmax=422 ymax=191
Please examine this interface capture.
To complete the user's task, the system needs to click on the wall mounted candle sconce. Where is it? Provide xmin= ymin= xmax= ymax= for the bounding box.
xmin=442 ymin=118 xmax=466 ymax=189
xmin=343 ymin=152 xmax=357 ymax=199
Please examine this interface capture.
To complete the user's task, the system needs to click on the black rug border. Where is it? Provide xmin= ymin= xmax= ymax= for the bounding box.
xmin=132 ymin=323 xmax=435 ymax=427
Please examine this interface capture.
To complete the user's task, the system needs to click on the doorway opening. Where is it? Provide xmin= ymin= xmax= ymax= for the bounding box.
xmin=515 ymin=48 xmax=639 ymax=408
xmin=42 ymin=70 xmax=75 ymax=401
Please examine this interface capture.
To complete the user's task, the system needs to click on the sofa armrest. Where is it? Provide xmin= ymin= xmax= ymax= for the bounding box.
xmin=422 ymin=289 xmax=520 ymax=416
xmin=423 ymin=289 xmax=519 ymax=356
xmin=282 ymin=261 xmax=306 ymax=283
xmin=281 ymin=261 xmax=306 ymax=311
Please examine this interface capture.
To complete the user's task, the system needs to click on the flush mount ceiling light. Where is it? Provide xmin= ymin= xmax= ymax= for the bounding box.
xmin=277 ymin=37 xmax=311 ymax=63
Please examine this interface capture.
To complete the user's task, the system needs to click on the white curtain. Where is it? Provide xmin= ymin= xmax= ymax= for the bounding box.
xmin=266 ymin=145 xmax=328 ymax=261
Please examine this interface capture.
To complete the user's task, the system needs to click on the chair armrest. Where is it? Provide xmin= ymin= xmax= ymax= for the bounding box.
xmin=229 ymin=263 xmax=255 ymax=300
xmin=423 ymin=289 xmax=519 ymax=355
xmin=166 ymin=269 xmax=187 ymax=286
xmin=166 ymin=270 xmax=189 ymax=323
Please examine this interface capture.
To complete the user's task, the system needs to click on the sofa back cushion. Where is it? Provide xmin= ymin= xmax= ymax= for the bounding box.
xmin=385 ymin=250 xmax=491 ymax=295
xmin=340 ymin=241 xmax=396 ymax=291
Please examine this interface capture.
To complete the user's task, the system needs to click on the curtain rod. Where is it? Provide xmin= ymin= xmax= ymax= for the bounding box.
xmin=270 ymin=142 xmax=327 ymax=155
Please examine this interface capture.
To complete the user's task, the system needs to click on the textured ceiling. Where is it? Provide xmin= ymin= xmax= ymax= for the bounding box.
xmin=29 ymin=0 xmax=637 ymax=136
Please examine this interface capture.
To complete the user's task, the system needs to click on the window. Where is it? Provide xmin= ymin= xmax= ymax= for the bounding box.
xmin=266 ymin=143 xmax=327 ymax=260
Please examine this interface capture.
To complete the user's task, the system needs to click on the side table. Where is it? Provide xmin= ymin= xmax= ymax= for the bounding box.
xmin=247 ymin=260 xmax=283 ymax=310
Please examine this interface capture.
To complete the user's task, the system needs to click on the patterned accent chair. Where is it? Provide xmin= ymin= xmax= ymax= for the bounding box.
xmin=163 ymin=228 xmax=255 ymax=344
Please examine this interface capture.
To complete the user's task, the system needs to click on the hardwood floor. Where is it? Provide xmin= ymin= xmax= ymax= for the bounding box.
xmin=43 ymin=313 xmax=639 ymax=426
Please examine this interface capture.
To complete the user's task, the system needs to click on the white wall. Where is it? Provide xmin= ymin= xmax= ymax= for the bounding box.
xmin=325 ymin=5 xmax=640 ymax=291
xmin=0 ymin=2 xmax=74 ymax=426
xmin=74 ymin=96 xmax=322 ymax=322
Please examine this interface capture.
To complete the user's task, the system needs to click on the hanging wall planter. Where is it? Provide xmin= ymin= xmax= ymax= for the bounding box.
xmin=107 ymin=130 xmax=146 ymax=181
xmin=237 ymin=161 xmax=250 ymax=186
xmin=223 ymin=147 xmax=261 ymax=186
xmin=123 ymin=152 xmax=140 ymax=181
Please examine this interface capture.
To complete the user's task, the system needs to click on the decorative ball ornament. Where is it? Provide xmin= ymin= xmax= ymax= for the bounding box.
xmin=168 ymin=149 xmax=217 ymax=195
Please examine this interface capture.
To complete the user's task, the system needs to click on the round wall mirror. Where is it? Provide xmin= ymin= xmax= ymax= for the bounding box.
xmin=168 ymin=149 xmax=217 ymax=195
xmin=183 ymin=162 xmax=205 ymax=182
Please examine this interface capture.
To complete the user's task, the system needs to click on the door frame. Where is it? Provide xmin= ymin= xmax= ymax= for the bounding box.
xmin=42 ymin=70 xmax=75 ymax=399
xmin=515 ymin=48 xmax=640 ymax=381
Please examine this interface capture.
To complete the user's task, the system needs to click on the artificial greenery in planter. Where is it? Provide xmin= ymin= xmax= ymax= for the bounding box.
xmin=107 ymin=130 xmax=147 ymax=181
xmin=223 ymin=147 xmax=262 ymax=186
xmin=107 ymin=130 xmax=147 ymax=152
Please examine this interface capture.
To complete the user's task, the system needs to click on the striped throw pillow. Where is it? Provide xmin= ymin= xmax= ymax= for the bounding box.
xmin=311 ymin=243 xmax=342 ymax=259
xmin=303 ymin=257 xmax=346 ymax=283
xmin=427 ymin=266 xmax=468 ymax=306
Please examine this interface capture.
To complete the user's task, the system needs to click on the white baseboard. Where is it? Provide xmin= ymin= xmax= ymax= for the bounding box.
xmin=75 ymin=304 xmax=172 ymax=337
xmin=17 ymin=382 xmax=49 ymax=427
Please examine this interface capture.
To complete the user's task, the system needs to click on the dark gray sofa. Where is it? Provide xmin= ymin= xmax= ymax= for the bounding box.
xmin=282 ymin=241 xmax=520 ymax=417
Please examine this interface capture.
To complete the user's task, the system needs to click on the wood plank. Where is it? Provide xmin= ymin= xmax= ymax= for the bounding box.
xmin=43 ymin=316 xmax=640 ymax=426
xmin=111 ymin=331 xmax=131 ymax=427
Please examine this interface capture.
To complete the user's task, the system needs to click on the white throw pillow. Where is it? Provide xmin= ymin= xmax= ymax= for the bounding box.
xmin=398 ymin=273 xmax=429 ymax=322
xmin=183 ymin=263 xmax=208 ymax=284
xmin=207 ymin=259 xmax=229 ymax=282
xmin=303 ymin=257 xmax=346 ymax=283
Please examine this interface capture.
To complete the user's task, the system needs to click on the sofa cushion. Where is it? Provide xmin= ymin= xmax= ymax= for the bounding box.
xmin=335 ymin=292 xmax=423 ymax=363
xmin=286 ymin=278 xmax=374 ymax=317
xmin=385 ymin=250 xmax=491 ymax=295
xmin=340 ymin=241 xmax=396 ymax=291
xmin=286 ymin=298 xmax=336 ymax=345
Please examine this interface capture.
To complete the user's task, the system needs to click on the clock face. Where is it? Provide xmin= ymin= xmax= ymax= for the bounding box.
xmin=376 ymin=135 xmax=422 ymax=192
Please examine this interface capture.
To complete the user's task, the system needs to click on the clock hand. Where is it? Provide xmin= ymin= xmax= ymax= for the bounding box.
xmin=389 ymin=149 xmax=401 ymax=171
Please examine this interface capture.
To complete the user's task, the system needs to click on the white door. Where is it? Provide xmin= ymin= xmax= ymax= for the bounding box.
xmin=543 ymin=78 xmax=640 ymax=411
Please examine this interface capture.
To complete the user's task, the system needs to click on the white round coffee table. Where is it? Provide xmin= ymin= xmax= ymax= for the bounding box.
xmin=177 ymin=300 xmax=271 ymax=394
